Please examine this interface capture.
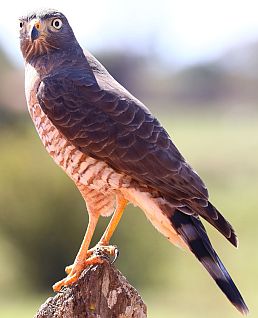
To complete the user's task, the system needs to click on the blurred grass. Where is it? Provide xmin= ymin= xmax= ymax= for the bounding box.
xmin=0 ymin=111 xmax=257 ymax=317
xmin=0 ymin=296 xmax=45 ymax=318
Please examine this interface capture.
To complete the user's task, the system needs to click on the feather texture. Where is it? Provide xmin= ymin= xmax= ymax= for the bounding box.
xmin=37 ymin=53 xmax=238 ymax=247
xmin=170 ymin=210 xmax=248 ymax=315
xmin=19 ymin=9 xmax=248 ymax=314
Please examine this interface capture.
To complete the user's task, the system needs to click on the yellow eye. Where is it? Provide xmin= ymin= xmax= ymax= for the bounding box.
xmin=35 ymin=21 xmax=41 ymax=30
xmin=51 ymin=18 xmax=62 ymax=30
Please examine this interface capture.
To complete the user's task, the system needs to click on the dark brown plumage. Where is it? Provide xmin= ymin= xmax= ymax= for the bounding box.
xmin=37 ymin=45 xmax=238 ymax=247
xmin=19 ymin=9 xmax=248 ymax=314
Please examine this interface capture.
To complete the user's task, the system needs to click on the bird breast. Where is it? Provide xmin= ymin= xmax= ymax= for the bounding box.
xmin=25 ymin=64 xmax=131 ymax=216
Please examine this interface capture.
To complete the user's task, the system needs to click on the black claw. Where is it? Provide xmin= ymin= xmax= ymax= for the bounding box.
xmin=111 ymin=246 xmax=119 ymax=264
xmin=93 ymin=245 xmax=120 ymax=264
xmin=93 ymin=246 xmax=119 ymax=264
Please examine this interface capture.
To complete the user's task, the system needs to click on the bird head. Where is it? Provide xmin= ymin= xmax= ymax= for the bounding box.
xmin=19 ymin=9 xmax=78 ymax=63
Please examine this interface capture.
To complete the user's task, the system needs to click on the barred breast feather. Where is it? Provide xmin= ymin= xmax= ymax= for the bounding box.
xmin=25 ymin=63 xmax=130 ymax=217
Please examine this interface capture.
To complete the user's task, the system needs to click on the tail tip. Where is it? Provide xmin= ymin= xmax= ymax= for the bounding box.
xmin=229 ymin=231 xmax=239 ymax=248
xmin=235 ymin=300 xmax=249 ymax=316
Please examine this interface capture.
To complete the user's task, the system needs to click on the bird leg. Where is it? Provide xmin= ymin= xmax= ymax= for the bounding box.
xmin=53 ymin=211 xmax=101 ymax=292
xmin=99 ymin=195 xmax=128 ymax=245
xmin=92 ymin=196 xmax=127 ymax=261
xmin=65 ymin=195 xmax=128 ymax=275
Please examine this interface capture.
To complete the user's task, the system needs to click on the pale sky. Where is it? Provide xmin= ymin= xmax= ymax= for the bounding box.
xmin=2 ymin=0 xmax=258 ymax=67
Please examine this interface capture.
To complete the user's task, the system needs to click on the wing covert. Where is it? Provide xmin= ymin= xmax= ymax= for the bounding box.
xmin=37 ymin=66 xmax=208 ymax=207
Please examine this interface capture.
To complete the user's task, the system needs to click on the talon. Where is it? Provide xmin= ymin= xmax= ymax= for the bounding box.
xmin=62 ymin=245 xmax=118 ymax=289
xmin=98 ymin=244 xmax=118 ymax=255
xmin=112 ymin=246 xmax=119 ymax=264
xmin=91 ymin=244 xmax=119 ymax=263
xmin=94 ymin=248 xmax=110 ymax=261
xmin=53 ymin=256 xmax=104 ymax=292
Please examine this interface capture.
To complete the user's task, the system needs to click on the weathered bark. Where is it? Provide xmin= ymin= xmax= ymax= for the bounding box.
xmin=34 ymin=261 xmax=147 ymax=318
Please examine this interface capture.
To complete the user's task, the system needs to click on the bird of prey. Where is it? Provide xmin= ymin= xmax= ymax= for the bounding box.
xmin=19 ymin=9 xmax=248 ymax=314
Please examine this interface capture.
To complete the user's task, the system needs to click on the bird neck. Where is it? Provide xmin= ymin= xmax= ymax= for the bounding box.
xmin=27 ymin=46 xmax=89 ymax=78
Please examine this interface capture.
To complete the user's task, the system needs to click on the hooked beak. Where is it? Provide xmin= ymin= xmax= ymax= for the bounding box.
xmin=29 ymin=20 xmax=41 ymax=42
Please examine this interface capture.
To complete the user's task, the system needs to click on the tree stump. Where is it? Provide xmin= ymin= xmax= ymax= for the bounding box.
xmin=34 ymin=261 xmax=147 ymax=318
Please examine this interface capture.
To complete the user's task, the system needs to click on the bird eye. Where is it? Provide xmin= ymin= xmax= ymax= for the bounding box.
xmin=51 ymin=18 xmax=62 ymax=30
xmin=19 ymin=21 xmax=23 ymax=29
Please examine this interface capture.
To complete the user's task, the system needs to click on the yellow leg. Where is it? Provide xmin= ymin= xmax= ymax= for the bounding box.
xmin=70 ymin=195 xmax=127 ymax=264
xmin=53 ymin=212 xmax=100 ymax=292
xmin=56 ymin=194 xmax=128 ymax=288
xmin=99 ymin=195 xmax=128 ymax=245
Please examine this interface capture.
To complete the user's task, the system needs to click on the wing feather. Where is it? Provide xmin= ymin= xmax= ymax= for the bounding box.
xmin=37 ymin=52 xmax=237 ymax=243
xmin=38 ymin=74 xmax=206 ymax=195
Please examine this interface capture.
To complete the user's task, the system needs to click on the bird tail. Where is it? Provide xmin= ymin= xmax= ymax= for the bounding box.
xmin=170 ymin=210 xmax=249 ymax=315
xmin=198 ymin=201 xmax=238 ymax=247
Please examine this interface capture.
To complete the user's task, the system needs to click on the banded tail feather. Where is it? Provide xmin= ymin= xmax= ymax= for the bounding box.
xmin=170 ymin=210 xmax=248 ymax=315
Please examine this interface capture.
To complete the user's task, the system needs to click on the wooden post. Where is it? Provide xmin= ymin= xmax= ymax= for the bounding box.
xmin=34 ymin=260 xmax=147 ymax=318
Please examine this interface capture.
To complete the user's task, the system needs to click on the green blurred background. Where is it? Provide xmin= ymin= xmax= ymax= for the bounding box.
xmin=0 ymin=1 xmax=257 ymax=317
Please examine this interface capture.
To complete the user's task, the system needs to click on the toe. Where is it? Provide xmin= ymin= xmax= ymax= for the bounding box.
xmin=65 ymin=264 xmax=73 ymax=274
xmin=63 ymin=273 xmax=78 ymax=286
xmin=53 ymin=256 xmax=105 ymax=292
xmin=53 ymin=278 xmax=67 ymax=292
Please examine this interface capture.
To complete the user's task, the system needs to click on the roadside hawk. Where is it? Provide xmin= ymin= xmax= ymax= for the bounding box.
xmin=19 ymin=9 xmax=248 ymax=314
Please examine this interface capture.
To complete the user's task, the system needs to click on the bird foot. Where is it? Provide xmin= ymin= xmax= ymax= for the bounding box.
xmin=90 ymin=243 xmax=119 ymax=264
xmin=64 ymin=244 xmax=119 ymax=275
xmin=53 ymin=244 xmax=119 ymax=292
xmin=52 ymin=254 xmax=104 ymax=292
